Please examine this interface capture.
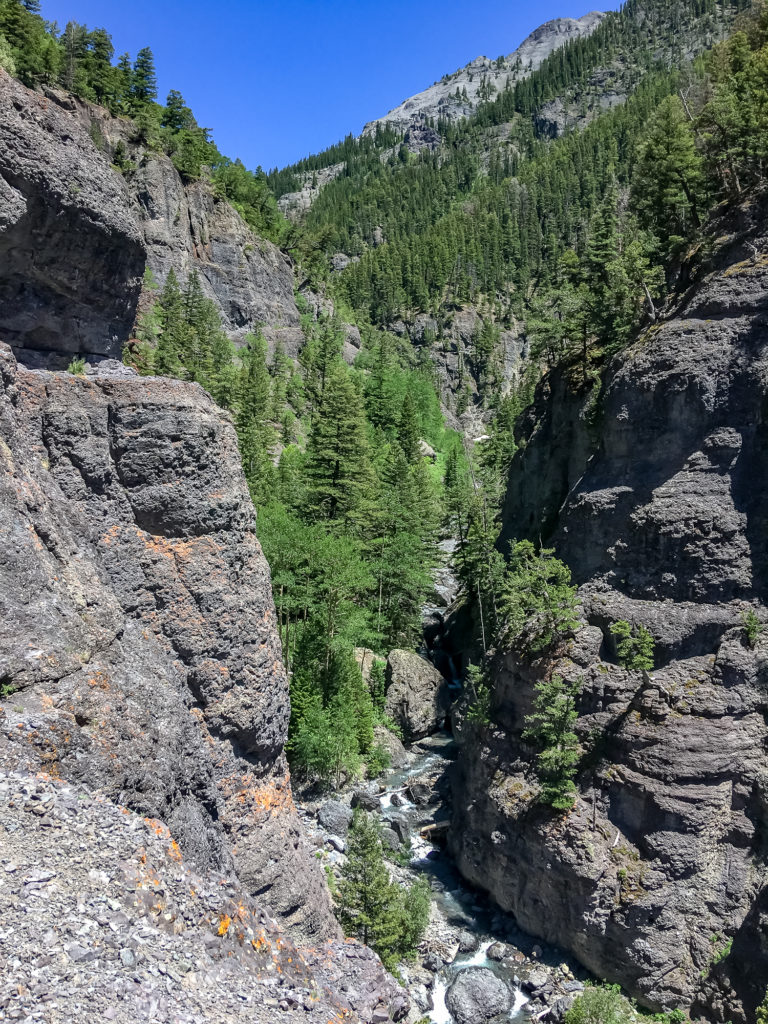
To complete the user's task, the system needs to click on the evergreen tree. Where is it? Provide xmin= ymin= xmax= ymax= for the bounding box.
xmin=632 ymin=95 xmax=705 ymax=262
xmin=336 ymin=810 xmax=431 ymax=968
xmin=154 ymin=269 xmax=185 ymax=377
xmin=237 ymin=333 xmax=274 ymax=502
xmin=523 ymin=675 xmax=582 ymax=811
xmin=131 ymin=46 xmax=157 ymax=105
xmin=397 ymin=391 xmax=421 ymax=464
xmin=336 ymin=810 xmax=397 ymax=949
xmin=500 ymin=541 xmax=580 ymax=653
xmin=87 ymin=28 xmax=115 ymax=106
xmin=305 ymin=364 xmax=372 ymax=529
xmin=162 ymin=88 xmax=194 ymax=132
xmin=610 ymin=620 xmax=655 ymax=670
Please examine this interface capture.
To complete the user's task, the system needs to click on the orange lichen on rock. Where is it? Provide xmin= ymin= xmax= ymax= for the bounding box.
xmin=221 ymin=773 xmax=295 ymax=818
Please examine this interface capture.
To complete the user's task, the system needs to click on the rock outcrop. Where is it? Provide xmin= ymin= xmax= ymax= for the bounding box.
xmin=0 ymin=71 xmax=305 ymax=364
xmin=0 ymin=70 xmax=145 ymax=364
xmin=385 ymin=649 xmax=450 ymax=741
xmin=0 ymin=342 xmax=335 ymax=942
xmin=363 ymin=13 xmax=605 ymax=136
xmin=130 ymin=154 xmax=303 ymax=353
xmin=451 ymin=191 xmax=768 ymax=1022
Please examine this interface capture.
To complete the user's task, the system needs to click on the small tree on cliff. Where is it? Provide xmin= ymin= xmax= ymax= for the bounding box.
xmin=610 ymin=620 xmax=655 ymax=671
xmin=499 ymin=541 xmax=580 ymax=653
xmin=523 ymin=675 xmax=582 ymax=811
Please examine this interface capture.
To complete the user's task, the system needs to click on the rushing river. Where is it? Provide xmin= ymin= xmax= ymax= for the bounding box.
xmin=377 ymin=737 xmax=532 ymax=1023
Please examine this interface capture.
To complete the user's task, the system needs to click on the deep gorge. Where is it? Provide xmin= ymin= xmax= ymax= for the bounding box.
xmin=1 ymin=1 xmax=768 ymax=1022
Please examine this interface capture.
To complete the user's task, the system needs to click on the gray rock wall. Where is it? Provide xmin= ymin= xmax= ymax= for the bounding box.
xmin=0 ymin=70 xmax=145 ymax=363
xmin=0 ymin=73 xmax=305 ymax=364
xmin=452 ymin=193 xmax=768 ymax=1021
xmin=0 ymin=343 xmax=336 ymax=942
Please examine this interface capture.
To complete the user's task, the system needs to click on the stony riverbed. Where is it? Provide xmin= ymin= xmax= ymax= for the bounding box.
xmin=297 ymin=732 xmax=591 ymax=1024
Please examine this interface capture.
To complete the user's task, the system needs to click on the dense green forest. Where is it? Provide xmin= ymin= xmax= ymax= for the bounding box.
xmin=126 ymin=266 xmax=455 ymax=787
xmin=289 ymin=0 xmax=750 ymax=325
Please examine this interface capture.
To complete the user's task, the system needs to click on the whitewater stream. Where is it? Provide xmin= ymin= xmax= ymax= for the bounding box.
xmin=376 ymin=738 xmax=533 ymax=1022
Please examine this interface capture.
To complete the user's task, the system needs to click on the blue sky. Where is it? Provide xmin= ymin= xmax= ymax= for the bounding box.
xmin=41 ymin=0 xmax=619 ymax=171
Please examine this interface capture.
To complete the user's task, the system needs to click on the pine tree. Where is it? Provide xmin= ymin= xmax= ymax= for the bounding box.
xmin=87 ymin=28 xmax=115 ymax=106
xmin=162 ymin=88 xmax=194 ymax=132
xmin=131 ymin=46 xmax=157 ymax=105
xmin=632 ymin=95 xmax=705 ymax=261
xmin=397 ymin=391 xmax=421 ymax=464
xmin=500 ymin=541 xmax=580 ymax=653
xmin=237 ymin=333 xmax=274 ymax=502
xmin=154 ymin=269 xmax=185 ymax=377
xmin=523 ymin=675 xmax=582 ymax=811
xmin=305 ymin=364 xmax=372 ymax=529
xmin=336 ymin=810 xmax=396 ymax=949
xmin=335 ymin=810 xmax=431 ymax=968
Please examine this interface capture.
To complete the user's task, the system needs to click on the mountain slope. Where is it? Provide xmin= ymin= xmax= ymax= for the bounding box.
xmin=363 ymin=12 xmax=606 ymax=135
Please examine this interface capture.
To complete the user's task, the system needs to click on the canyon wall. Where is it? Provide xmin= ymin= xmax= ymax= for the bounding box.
xmin=451 ymin=192 xmax=768 ymax=1022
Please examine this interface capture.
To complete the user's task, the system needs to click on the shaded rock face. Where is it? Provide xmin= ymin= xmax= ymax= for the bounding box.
xmin=0 ymin=343 xmax=336 ymax=942
xmin=0 ymin=70 xmax=145 ymax=364
xmin=385 ymin=649 xmax=450 ymax=741
xmin=0 ymin=74 xmax=305 ymax=364
xmin=453 ymin=193 xmax=768 ymax=1021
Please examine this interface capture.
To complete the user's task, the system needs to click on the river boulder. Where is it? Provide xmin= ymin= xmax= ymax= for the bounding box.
xmin=351 ymin=790 xmax=381 ymax=812
xmin=446 ymin=968 xmax=512 ymax=1024
xmin=384 ymin=650 xmax=450 ymax=741
xmin=317 ymin=799 xmax=353 ymax=836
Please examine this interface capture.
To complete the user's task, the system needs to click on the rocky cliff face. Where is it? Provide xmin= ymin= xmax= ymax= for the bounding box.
xmin=0 ymin=69 xmax=145 ymax=364
xmin=0 ymin=71 xmax=304 ymax=365
xmin=129 ymin=153 xmax=303 ymax=354
xmin=451 ymin=192 xmax=768 ymax=1023
xmin=0 ymin=342 xmax=337 ymax=942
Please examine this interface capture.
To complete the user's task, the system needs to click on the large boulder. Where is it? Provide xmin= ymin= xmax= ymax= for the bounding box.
xmin=317 ymin=799 xmax=353 ymax=836
xmin=446 ymin=968 xmax=512 ymax=1024
xmin=385 ymin=650 xmax=450 ymax=741
xmin=351 ymin=790 xmax=381 ymax=812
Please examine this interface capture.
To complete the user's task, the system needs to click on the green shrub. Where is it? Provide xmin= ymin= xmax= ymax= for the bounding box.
xmin=756 ymin=987 xmax=768 ymax=1024
xmin=366 ymin=742 xmax=391 ymax=779
xmin=742 ymin=609 xmax=762 ymax=649
xmin=67 ymin=357 xmax=86 ymax=375
xmin=564 ymin=984 xmax=637 ymax=1024
xmin=610 ymin=620 xmax=654 ymax=670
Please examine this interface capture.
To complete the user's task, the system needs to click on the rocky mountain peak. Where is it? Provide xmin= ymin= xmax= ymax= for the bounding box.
xmin=363 ymin=11 xmax=606 ymax=134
